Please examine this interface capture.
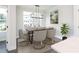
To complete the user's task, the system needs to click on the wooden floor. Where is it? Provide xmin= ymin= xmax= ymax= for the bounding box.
xmin=0 ymin=41 xmax=7 ymax=53
xmin=0 ymin=37 xmax=62 ymax=53
xmin=18 ymin=37 xmax=61 ymax=53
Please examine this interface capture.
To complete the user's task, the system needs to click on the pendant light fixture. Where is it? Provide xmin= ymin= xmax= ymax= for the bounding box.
xmin=31 ymin=5 xmax=44 ymax=27
xmin=31 ymin=5 xmax=43 ymax=19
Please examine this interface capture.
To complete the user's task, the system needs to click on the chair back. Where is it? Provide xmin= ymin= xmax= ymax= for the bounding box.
xmin=47 ymin=29 xmax=55 ymax=39
xmin=33 ymin=30 xmax=47 ymax=41
xmin=19 ymin=29 xmax=24 ymax=39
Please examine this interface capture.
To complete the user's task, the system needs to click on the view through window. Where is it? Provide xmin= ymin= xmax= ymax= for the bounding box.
xmin=23 ymin=11 xmax=43 ymax=27
xmin=0 ymin=8 xmax=7 ymax=31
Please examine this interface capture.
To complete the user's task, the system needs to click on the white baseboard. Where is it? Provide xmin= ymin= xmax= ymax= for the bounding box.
xmin=55 ymin=35 xmax=62 ymax=40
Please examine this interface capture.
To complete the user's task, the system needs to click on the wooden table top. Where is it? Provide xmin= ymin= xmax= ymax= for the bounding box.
xmin=25 ymin=27 xmax=54 ymax=31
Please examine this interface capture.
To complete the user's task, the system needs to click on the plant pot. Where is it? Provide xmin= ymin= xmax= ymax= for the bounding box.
xmin=62 ymin=36 xmax=67 ymax=40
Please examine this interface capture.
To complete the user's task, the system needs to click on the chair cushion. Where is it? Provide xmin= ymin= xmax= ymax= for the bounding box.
xmin=33 ymin=30 xmax=47 ymax=41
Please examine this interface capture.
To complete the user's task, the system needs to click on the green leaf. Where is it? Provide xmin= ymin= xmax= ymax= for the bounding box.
xmin=60 ymin=24 xmax=69 ymax=36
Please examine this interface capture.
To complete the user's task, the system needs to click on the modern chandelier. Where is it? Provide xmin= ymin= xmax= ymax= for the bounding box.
xmin=31 ymin=5 xmax=43 ymax=19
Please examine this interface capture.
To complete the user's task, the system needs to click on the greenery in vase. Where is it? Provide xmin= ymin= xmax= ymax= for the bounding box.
xmin=61 ymin=24 xmax=69 ymax=36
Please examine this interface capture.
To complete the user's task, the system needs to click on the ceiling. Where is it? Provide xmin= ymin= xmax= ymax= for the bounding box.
xmin=17 ymin=5 xmax=56 ymax=12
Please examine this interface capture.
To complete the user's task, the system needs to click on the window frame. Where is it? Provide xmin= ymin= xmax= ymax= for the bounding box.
xmin=23 ymin=11 xmax=43 ymax=28
xmin=0 ymin=7 xmax=7 ymax=32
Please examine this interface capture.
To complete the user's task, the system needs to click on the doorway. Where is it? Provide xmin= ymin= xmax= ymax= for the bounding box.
xmin=0 ymin=6 xmax=7 ymax=53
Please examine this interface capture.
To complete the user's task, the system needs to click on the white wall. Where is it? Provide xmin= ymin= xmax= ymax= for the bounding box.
xmin=16 ymin=5 xmax=74 ymax=38
xmin=46 ymin=5 xmax=74 ymax=37
xmin=7 ymin=5 xmax=16 ymax=51
xmin=16 ymin=6 xmax=23 ymax=36
xmin=16 ymin=6 xmax=46 ymax=36
xmin=73 ymin=6 xmax=79 ymax=36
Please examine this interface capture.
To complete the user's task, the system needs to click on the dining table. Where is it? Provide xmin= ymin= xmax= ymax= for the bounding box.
xmin=25 ymin=26 xmax=54 ymax=44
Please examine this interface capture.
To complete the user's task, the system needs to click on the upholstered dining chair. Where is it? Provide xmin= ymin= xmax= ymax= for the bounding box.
xmin=18 ymin=29 xmax=29 ymax=46
xmin=47 ymin=29 xmax=55 ymax=40
xmin=33 ymin=30 xmax=47 ymax=49
xmin=46 ymin=29 xmax=55 ymax=44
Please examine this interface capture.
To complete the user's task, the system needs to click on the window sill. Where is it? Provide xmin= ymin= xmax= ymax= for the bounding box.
xmin=0 ymin=31 xmax=6 ymax=32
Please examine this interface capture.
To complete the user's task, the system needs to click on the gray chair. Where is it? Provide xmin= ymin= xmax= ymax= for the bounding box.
xmin=33 ymin=30 xmax=47 ymax=49
xmin=47 ymin=29 xmax=55 ymax=39
xmin=18 ymin=29 xmax=29 ymax=46
xmin=45 ymin=29 xmax=55 ymax=45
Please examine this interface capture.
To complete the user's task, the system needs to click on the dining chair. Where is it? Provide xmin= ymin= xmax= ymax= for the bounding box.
xmin=33 ymin=30 xmax=47 ymax=49
xmin=45 ymin=29 xmax=55 ymax=45
xmin=47 ymin=29 xmax=55 ymax=39
xmin=18 ymin=29 xmax=29 ymax=46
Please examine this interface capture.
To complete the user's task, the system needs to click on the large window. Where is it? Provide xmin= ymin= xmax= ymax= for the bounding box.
xmin=0 ymin=8 xmax=7 ymax=31
xmin=23 ymin=11 xmax=43 ymax=27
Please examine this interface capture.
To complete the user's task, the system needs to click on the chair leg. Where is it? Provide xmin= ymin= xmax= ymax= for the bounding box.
xmin=41 ymin=41 xmax=42 ymax=45
xmin=33 ymin=41 xmax=45 ymax=49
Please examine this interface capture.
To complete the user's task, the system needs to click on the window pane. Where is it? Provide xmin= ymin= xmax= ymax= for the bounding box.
xmin=0 ymin=8 xmax=7 ymax=31
xmin=23 ymin=11 xmax=43 ymax=27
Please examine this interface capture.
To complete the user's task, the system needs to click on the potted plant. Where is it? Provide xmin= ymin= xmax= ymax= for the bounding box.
xmin=61 ymin=24 xmax=69 ymax=40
